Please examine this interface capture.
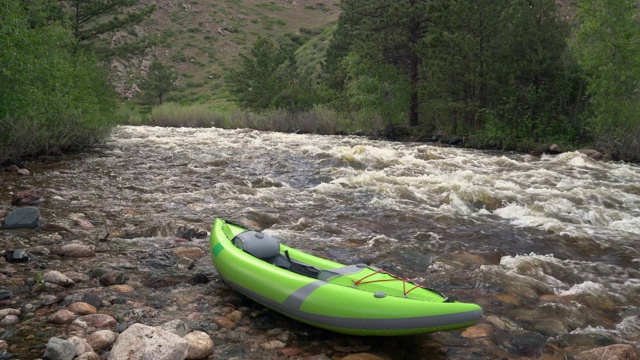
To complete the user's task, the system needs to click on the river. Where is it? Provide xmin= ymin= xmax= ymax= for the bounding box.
xmin=3 ymin=125 xmax=639 ymax=359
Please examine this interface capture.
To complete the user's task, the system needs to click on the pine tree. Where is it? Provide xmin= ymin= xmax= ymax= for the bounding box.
xmin=137 ymin=60 xmax=178 ymax=108
xmin=62 ymin=0 xmax=155 ymax=57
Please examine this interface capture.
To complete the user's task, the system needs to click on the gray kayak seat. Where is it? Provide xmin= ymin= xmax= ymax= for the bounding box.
xmin=234 ymin=231 xmax=281 ymax=259
xmin=234 ymin=231 xmax=291 ymax=268
xmin=233 ymin=230 xmax=320 ymax=277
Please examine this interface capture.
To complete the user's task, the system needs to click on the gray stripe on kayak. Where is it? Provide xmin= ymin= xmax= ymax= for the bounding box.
xmin=220 ymin=275 xmax=482 ymax=332
xmin=282 ymin=281 xmax=327 ymax=309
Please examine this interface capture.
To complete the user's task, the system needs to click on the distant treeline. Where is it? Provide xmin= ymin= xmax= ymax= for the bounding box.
xmin=2 ymin=0 xmax=640 ymax=163
xmin=227 ymin=0 xmax=640 ymax=162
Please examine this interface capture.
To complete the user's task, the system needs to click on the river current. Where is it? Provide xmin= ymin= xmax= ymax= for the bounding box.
xmin=5 ymin=125 xmax=640 ymax=356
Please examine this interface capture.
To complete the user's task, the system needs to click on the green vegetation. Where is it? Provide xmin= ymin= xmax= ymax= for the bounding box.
xmin=4 ymin=0 xmax=640 ymax=163
xmin=0 ymin=0 xmax=118 ymax=161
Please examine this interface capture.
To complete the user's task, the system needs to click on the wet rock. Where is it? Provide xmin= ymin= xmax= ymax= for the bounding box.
xmin=0 ymin=315 xmax=18 ymax=326
xmin=156 ymin=319 xmax=191 ymax=337
xmin=63 ymin=293 xmax=102 ymax=309
xmin=108 ymin=323 xmax=188 ymax=360
xmin=67 ymin=302 xmax=97 ymax=315
xmin=75 ymin=219 xmax=95 ymax=230
xmin=460 ymin=323 xmax=492 ymax=338
xmin=41 ymin=294 xmax=60 ymax=306
xmin=76 ymin=352 xmax=101 ymax=360
xmin=11 ymin=189 xmax=45 ymax=206
xmin=177 ymin=257 xmax=195 ymax=270
xmin=3 ymin=249 xmax=32 ymax=263
xmin=1 ymin=207 xmax=41 ymax=229
xmin=60 ymin=244 xmax=95 ymax=258
xmin=226 ymin=310 xmax=243 ymax=323
xmin=35 ymin=282 xmax=66 ymax=293
xmin=574 ymin=344 xmax=638 ymax=360
xmin=64 ymin=271 xmax=90 ymax=283
xmin=67 ymin=336 xmax=93 ymax=356
xmin=87 ymin=329 xmax=117 ymax=351
xmin=48 ymin=309 xmax=75 ymax=324
xmin=43 ymin=337 xmax=76 ymax=360
xmin=108 ymin=284 xmax=134 ymax=293
xmin=549 ymin=144 xmax=562 ymax=154
xmin=187 ymin=274 xmax=210 ymax=285
xmin=29 ymin=246 xmax=51 ymax=256
xmin=80 ymin=314 xmax=117 ymax=328
xmin=143 ymin=276 xmax=181 ymax=289
xmin=125 ymin=306 xmax=159 ymax=321
xmin=578 ymin=149 xmax=606 ymax=161
xmin=184 ymin=330 xmax=214 ymax=359
xmin=0 ymin=308 xmax=20 ymax=319
xmin=171 ymin=246 xmax=206 ymax=259
xmin=0 ymin=290 xmax=11 ymax=300
xmin=214 ymin=317 xmax=236 ymax=330
xmin=43 ymin=271 xmax=75 ymax=287
xmin=261 ymin=339 xmax=285 ymax=351
xmin=280 ymin=347 xmax=303 ymax=357
xmin=99 ymin=271 xmax=129 ymax=286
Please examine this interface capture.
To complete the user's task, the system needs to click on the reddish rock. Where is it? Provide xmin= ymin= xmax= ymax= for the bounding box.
xmin=11 ymin=188 xmax=45 ymax=206
xmin=171 ymin=246 xmax=206 ymax=259
xmin=67 ymin=302 xmax=97 ymax=315
xmin=80 ymin=314 xmax=117 ymax=328
xmin=460 ymin=323 xmax=493 ymax=338
xmin=574 ymin=344 xmax=638 ymax=360
xmin=48 ymin=309 xmax=76 ymax=324
xmin=280 ymin=347 xmax=303 ymax=356
xmin=214 ymin=317 xmax=236 ymax=330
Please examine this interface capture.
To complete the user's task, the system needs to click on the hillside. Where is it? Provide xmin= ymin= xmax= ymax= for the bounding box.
xmin=115 ymin=0 xmax=340 ymax=105
xmin=115 ymin=0 xmax=576 ymax=107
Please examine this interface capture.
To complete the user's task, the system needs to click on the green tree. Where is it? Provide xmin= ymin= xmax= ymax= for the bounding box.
xmin=227 ymin=37 xmax=315 ymax=112
xmin=137 ymin=60 xmax=178 ymax=108
xmin=573 ymin=0 xmax=640 ymax=159
xmin=0 ymin=0 xmax=118 ymax=161
xmin=62 ymin=0 xmax=155 ymax=57
xmin=341 ymin=0 xmax=433 ymax=126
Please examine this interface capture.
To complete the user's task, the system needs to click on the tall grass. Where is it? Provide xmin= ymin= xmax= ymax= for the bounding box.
xmin=124 ymin=103 xmax=347 ymax=135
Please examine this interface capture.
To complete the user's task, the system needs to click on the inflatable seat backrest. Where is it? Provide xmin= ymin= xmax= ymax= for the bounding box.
xmin=233 ymin=231 xmax=281 ymax=259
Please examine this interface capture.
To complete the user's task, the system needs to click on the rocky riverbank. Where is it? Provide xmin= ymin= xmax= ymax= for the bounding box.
xmin=2 ymin=182 xmax=639 ymax=360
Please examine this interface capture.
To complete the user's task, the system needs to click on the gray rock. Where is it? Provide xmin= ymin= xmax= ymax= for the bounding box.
xmin=43 ymin=337 xmax=76 ymax=360
xmin=43 ymin=271 xmax=75 ymax=287
xmin=0 ymin=314 xmax=19 ymax=326
xmin=63 ymin=293 xmax=102 ymax=309
xmin=1 ymin=207 xmax=41 ymax=229
xmin=60 ymin=244 xmax=95 ymax=258
xmin=156 ymin=319 xmax=191 ymax=337
xmin=67 ymin=336 xmax=94 ymax=357
xmin=108 ymin=323 xmax=188 ymax=360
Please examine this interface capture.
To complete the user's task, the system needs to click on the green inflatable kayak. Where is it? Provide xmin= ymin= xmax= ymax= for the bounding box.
xmin=209 ymin=218 xmax=482 ymax=336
